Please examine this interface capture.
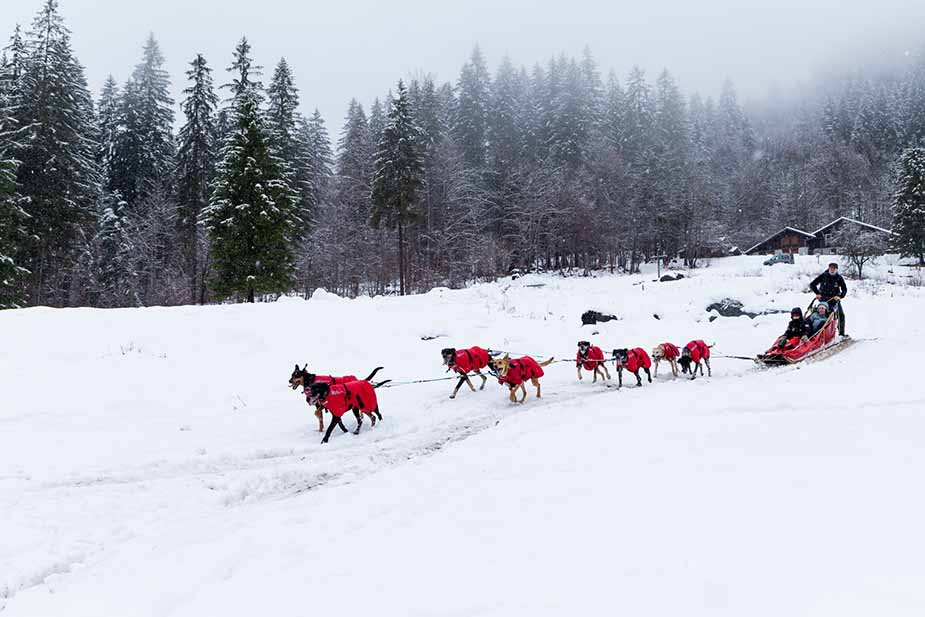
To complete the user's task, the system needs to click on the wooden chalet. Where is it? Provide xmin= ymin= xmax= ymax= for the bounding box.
xmin=745 ymin=217 xmax=894 ymax=256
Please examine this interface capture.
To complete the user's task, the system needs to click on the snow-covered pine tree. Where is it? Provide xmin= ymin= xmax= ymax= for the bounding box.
xmin=651 ymin=69 xmax=690 ymax=255
xmin=110 ymin=33 xmax=175 ymax=208
xmin=371 ymin=80 xmax=425 ymax=295
xmin=368 ymin=98 xmax=386 ymax=148
xmin=175 ymin=53 xmax=218 ymax=303
xmin=90 ymin=190 xmax=138 ymax=307
xmin=267 ymin=57 xmax=313 ymax=227
xmin=622 ymin=66 xmax=655 ymax=166
xmin=299 ymin=109 xmax=334 ymax=218
xmin=0 ymin=55 xmax=28 ymax=309
xmin=454 ymin=46 xmax=491 ymax=170
xmin=603 ymin=70 xmax=625 ymax=150
xmin=892 ymin=147 xmax=925 ymax=265
xmin=16 ymin=0 xmax=100 ymax=306
xmin=96 ymin=76 xmax=121 ymax=176
xmin=203 ymin=37 xmax=300 ymax=302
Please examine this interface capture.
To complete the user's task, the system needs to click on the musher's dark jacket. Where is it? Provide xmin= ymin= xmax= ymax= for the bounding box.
xmin=810 ymin=271 xmax=847 ymax=299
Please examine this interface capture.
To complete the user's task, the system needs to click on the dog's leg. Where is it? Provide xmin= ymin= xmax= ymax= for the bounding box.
xmin=592 ymin=367 xmax=598 ymax=383
xmin=534 ymin=378 xmax=542 ymax=399
xmin=477 ymin=371 xmax=487 ymax=390
xmin=635 ymin=371 xmax=642 ymax=387
xmin=322 ymin=416 xmax=341 ymax=443
xmin=314 ymin=405 xmax=324 ymax=432
xmin=617 ymin=367 xmax=623 ymax=389
xmin=645 ymin=367 xmax=652 ymax=383
xmin=375 ymin=407 xmax=382 ymax=421
xmin=450 ymin=376 xmax=466 ymax=399
xmin=602 ymin=364 xmax=611 ymax=380
xmin=509 ymin=387 xmax=516 ymax=403
xmin=465 ymin=375 xmax=477 ymax=392
xmin=705 ymin=358 xmax=711 ymax=377
xmin=353 ymin=409 xmax=363 ymax=435
xmin=671 ymin=360 xmax=678 ymax=378
xmin=690 ymin=363 xmax=698 ymax=381
xmin=653 ymin=358 xmax=659 ymax=378
xmin=577 ymin=366 xmax=583 ymax=381
xmin=520 ymin=383 xmax=528 ymax=403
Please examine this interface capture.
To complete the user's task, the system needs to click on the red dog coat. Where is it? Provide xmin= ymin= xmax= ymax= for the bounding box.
xmin=451 ymin=346 xmax=490 ymax=374
xmin=659 ymin=343 xmax=680 ymax=359
xmin=618 ymin=348 xmax=651 ymax=373
xmin=304 ymin=374 xmax=357 ymax=401
xmin=320 ymin=381 xmax=378 ymax=418
xmin=685 ymin=340 xmax=710 ymax=363
xmin=576 ymin=345 xmax=606 ymax=371
xmin=498 ymin=356 xmax=545 ymax=387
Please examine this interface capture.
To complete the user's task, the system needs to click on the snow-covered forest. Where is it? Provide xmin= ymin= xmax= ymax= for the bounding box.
xmin=2 ymin=0 xmax=925 ymax=308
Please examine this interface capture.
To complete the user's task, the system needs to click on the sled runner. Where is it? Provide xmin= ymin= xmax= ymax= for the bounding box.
xmin=756 ymin=303 xmax=851 ymax=366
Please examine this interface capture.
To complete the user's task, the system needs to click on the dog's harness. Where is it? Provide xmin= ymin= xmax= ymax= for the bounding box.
xmin=686 ymin=340 xmax=710 ymax=363
xmin=661 ymin=343 xmax=680 ymax=360
xmin=618 ymin=348 xmax=651 ymax=373
xmin=498 ymin=357 xmax=544 ymax=386
xmin=576 ymin=345 xmax=605 ymax=370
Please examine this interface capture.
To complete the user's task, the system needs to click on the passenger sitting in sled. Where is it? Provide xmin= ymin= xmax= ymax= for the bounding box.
xmin=805 ymin=302 xmax=829 ymax=336
xmin=776 ymin=307 xmax=808 ymax=350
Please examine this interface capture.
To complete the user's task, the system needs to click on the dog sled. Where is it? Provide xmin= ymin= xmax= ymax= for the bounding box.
xmin=755 ymin=303 xmax=851 ymax=366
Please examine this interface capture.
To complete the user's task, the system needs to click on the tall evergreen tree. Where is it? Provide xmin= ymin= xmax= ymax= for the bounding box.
xmin=267 ymin=57 xmax=312 ymax=224
xmin=175 ymin=53 xmax=218 ymax=303
xmin=455 ymin=46 xmax=491 ymax=169
xmin=110 ymin=33 xmax=174 ymax=207
xmin=300 ymin=109 xmax=334 ymax=218
xmin=892 ymin=147 xmax=925 ymax=264
xmin=96 ymin=75 xmax=121 ymax=175
xmin=371 ymin=80 xmax=425 ymax=295
xmin=0 ymin=57 xmax=28 ymax=308
xmin=203 ymin=37 xmax=300 ymax=302
xmin=15 ymin=0 xmax=100 ymax=305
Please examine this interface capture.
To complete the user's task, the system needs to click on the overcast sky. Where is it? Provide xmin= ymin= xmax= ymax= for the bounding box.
xmin=3 ymin=0 xmax=924 ymax=135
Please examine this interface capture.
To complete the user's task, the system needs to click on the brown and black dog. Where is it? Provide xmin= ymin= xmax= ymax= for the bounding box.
xmin=289 ymin=365 xmax=383 ymax=432
xmin=441 ymin=346 xmax=492 ymax=399
xmin=307 ymin=379 xmax=389 ymax=444
xmin=576 ymin=341 xmax=610 ymax=383
xmin=492 ymin=354 xmax=555 ymax=403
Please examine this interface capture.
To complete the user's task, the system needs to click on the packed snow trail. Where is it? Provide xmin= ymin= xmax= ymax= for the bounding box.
xmin=2 ymin=256 xmax=924 ymax=616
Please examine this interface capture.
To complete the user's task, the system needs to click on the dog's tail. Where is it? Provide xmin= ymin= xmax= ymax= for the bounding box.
xmin=371 ymin=379 xmax=392 ymax=389
xmin=539 ymin=356 xmax=555 ymax=367
xmin=363 ymin=366 xmax=384 ymax=381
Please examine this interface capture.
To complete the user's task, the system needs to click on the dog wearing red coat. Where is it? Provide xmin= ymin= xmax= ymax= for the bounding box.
xmin=441 ymin=346 xmax=492 ymax=399
xmin=289 ymin=364 xmax=383 ymax=432
xmin=576 ymin=341 xmax=610 ymax=383
xmin=307 ymin=379 xmax=389 ymax=444
xmin=678 ymin=340 xmax=712 ymax=380
xmin=651 ymin=342 xmax=681 ymax=379
xmin=611 ymin=347 xmax=652 ymax=388
xmin=492 ymin=354 xmax=555 ymax=403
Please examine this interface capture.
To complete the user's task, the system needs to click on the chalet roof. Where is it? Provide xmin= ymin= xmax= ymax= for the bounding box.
xmin=744 ymin=227 xmax=816 ymax=255
xmin=812 ymin=216 xmax=893 ymax=236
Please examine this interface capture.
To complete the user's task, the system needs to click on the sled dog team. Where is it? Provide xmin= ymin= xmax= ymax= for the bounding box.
xmin=291 ymin=339 xmax=711 ymax=443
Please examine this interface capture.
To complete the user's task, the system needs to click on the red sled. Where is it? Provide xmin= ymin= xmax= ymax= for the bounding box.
xmin=756 ymin=308 xmax=848 ymax=366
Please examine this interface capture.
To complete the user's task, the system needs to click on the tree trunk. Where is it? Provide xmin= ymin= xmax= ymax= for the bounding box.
xmin=398 ymin=219 xmax=405 ymax=296
xmin=247 ymin=284 xmax=255 ymax=303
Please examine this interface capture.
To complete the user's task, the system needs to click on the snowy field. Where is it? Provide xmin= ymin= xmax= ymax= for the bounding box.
xmin=2 ymin=255 xmax=925 ymax=616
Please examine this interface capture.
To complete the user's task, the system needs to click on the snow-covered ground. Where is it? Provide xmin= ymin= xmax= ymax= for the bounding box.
xmin=2 ymin=255 xmax=924 ymax=616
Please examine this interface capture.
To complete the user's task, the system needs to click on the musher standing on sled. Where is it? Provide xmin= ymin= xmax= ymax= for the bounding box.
xmin=810 ymin=262 xmax=848 ymax=336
